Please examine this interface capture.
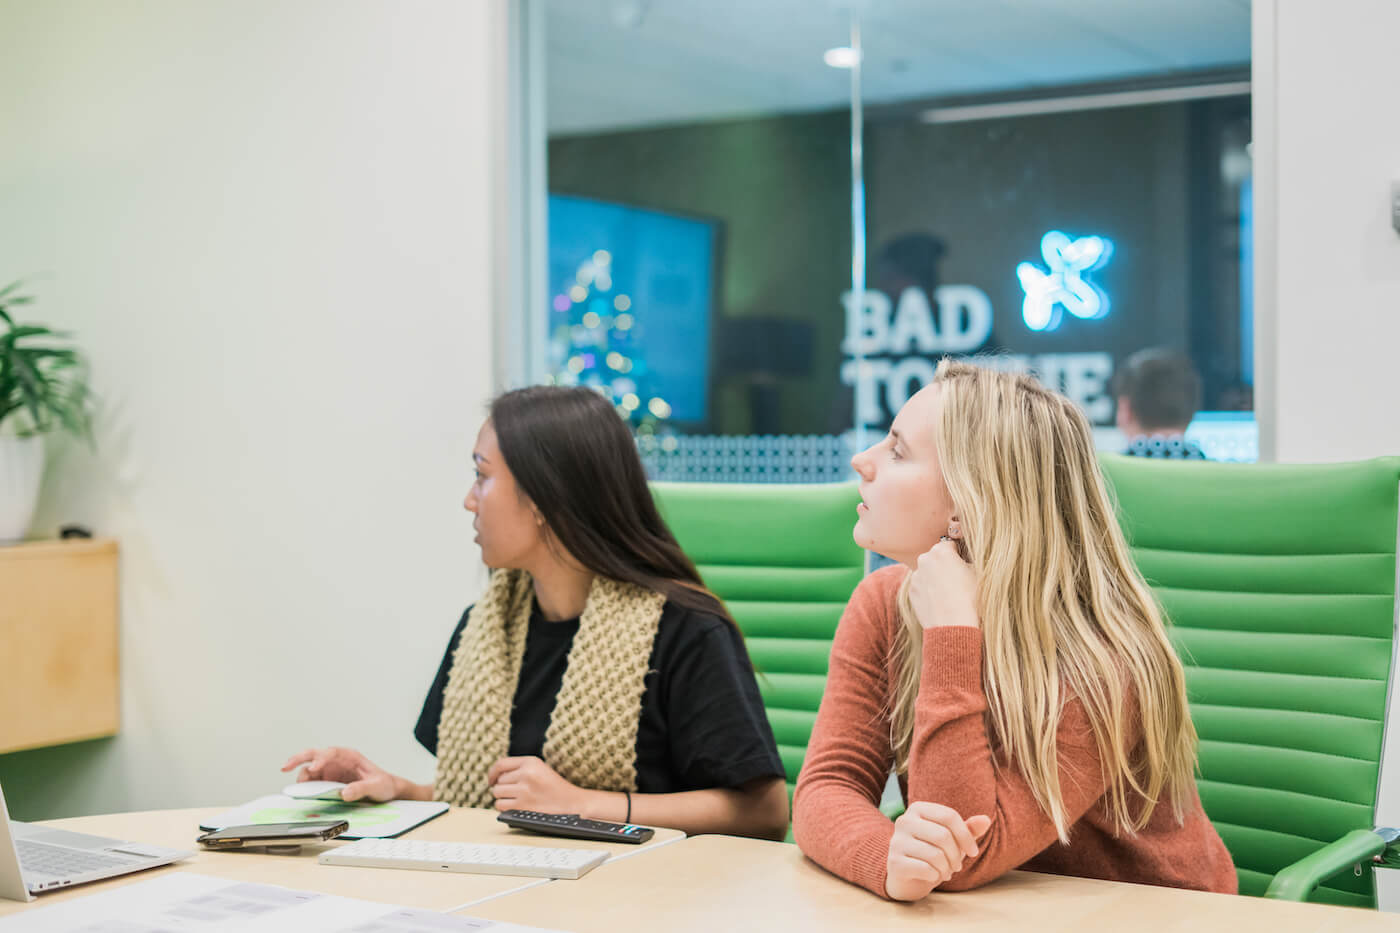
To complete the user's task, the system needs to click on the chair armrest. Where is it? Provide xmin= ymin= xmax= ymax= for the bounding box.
xmin=1264 ymin=828 xmax=1399 ymax=901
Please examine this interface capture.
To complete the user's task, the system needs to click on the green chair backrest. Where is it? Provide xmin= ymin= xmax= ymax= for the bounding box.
xmin=1100 ymin=455 xmax=1400 ymax=907
xmin=651 ymin=481 xmax=865 ymax=799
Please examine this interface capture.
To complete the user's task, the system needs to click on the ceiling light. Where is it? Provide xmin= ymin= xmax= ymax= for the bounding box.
xmin=918 ymin=81 xmax=1250 ymax=124
xmin=823 ymin=47 xmax=861 ymax=69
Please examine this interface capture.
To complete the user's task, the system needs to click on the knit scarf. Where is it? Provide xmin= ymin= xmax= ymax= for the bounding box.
xmin=432 ymin=568 xmax=666 ymax=808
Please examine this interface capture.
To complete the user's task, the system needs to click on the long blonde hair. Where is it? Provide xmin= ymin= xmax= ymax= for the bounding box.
xmin=887 ymin=359 xmax=1197 ymax=841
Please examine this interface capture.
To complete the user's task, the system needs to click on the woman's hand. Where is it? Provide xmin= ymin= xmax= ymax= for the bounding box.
xmin=908 ymin=538 xmax=980 ymax=630
xmin=487 ymin=756 xmax=591 ymax=814
xmin=281 ymin=746 xmax=400 ymax=802
xmin=884 ymin=802 xmax=992 ymax=901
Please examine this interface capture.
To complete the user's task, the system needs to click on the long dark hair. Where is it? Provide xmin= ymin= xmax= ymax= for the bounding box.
xmin=490 ymin=385 xmax=732 ymax=623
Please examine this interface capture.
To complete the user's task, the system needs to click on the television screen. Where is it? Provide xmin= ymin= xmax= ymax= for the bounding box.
xmin=547 ymin=194 xmax=717 ymax=426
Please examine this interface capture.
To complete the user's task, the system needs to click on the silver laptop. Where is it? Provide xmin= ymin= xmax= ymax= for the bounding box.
xmin=0 ymin=781 xmax=193 ymax=902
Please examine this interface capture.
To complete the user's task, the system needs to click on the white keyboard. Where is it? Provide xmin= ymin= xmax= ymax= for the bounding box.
xmin=318 ymin=838 xmax=609 ymax=880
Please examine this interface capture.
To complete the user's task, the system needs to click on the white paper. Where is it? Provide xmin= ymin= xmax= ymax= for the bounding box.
xmin=0 ymin=873 xmax=564 ymax=933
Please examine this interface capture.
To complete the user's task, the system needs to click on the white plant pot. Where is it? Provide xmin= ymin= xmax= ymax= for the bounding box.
xmin=0 ymin=434 xmax=45 ymax=543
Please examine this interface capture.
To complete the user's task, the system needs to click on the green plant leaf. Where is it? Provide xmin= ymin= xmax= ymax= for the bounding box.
xmin=18 ymin=348 xmax=79 ymax=365
xmin=5 ymin=325 xmax=61 ymax=341
xmin=0 ymin=285 xmax=96 ymax=441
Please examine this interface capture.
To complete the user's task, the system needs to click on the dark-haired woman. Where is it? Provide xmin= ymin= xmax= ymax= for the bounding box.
xmin=283 ymin=386 xmax=789 ymax=840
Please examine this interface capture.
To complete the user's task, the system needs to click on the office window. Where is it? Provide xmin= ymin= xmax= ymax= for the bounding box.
xmin=532 ymin=1 xmax=1254 ymax=475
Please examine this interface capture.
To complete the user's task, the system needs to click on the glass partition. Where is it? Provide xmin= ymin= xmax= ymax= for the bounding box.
xmin=533 ymin=1 xmax=1254 ymax=473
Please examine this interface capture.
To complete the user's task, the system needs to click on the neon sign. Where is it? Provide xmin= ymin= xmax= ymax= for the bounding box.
xmin=840 ymin=285 xmax=1114 ymax=428
xmin=1016 ymin=231 xmax=1113 ymax=331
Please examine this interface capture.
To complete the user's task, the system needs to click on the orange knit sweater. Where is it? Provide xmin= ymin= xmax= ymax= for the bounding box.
xmin=793 ymin=565 xmax=1236 ymax=898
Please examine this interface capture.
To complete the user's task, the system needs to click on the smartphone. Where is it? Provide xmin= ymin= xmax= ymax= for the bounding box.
xmin=196 ymin=820 xmax=349 ymax=849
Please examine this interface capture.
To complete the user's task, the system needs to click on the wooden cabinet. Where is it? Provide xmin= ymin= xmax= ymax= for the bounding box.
xmin=0 ymin=539 xmax=119 ymax=753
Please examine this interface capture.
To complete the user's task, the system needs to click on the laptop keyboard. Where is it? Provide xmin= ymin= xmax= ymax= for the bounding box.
xmin=17 ymin=839 xmax=137 ymax=878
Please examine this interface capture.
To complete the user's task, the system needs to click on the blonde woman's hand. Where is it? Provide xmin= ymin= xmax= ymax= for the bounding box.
xmin=487 ymin=756 xmax=589 ymax=814
xmin=884 ymin=803 xmax=992 ymax=901
xmin=281 ymin=746 xmax=399 ymax=802
xmin=908 ymin=538 xmax=980 ymax=629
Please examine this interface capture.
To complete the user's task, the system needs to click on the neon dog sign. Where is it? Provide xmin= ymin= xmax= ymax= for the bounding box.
xmin=1016 ymin=231 xmax=1114 ymax=332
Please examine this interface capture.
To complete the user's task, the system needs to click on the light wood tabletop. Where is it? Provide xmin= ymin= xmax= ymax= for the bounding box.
xmin=0 ymin=804 xmax=684 ymax=918
xmin=464 ymin=833 xmax=1400 ymax=932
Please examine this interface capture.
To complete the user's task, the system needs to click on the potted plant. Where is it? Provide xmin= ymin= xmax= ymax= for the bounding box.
xmin=0 ymin=281 xmax=94 ymax=543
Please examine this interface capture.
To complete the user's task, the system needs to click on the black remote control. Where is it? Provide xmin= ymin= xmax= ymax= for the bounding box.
xmin=497 ymin=809 xmax=655 ymax=844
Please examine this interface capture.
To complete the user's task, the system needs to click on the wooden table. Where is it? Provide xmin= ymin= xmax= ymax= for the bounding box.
xmin=8 ymin=813 xmax=1400 ymax=930
xmin=465 ymin=834 xmax=1400 ymax=932
xmin=0 ymin=805 xmax=683 ymax=918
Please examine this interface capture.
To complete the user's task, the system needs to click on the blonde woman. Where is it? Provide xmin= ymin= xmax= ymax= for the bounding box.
xmin=793 ymin=360 xmax=1235 ymax=900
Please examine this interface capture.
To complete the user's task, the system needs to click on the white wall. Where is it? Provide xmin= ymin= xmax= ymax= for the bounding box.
xmin=1254 ymin=0 xmax=1400 ymax=909
xmin=0 ymin=0 xmax=499 ymax=819
xmin=1254 ymin=0 xmax=1400 ymax=465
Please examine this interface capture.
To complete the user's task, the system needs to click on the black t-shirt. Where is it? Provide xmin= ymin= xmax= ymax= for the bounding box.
xmin=415 ymin=599 xmax=784 ymax=795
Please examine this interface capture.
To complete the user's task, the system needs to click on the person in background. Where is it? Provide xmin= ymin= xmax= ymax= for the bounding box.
xmin=794 ymin=360 xmax=1235 ymax=901
xmin=283 ymin=386 xmax=789 ymax=841
xmin=1112 ymin=348 xmax=1208 ymax=460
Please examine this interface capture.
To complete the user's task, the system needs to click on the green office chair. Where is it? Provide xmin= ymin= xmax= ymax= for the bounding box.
xmin=1101 ymin=455 xmax=1400 ymax=907
xmin=650 ymin=482 xmax=865 ymax=807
